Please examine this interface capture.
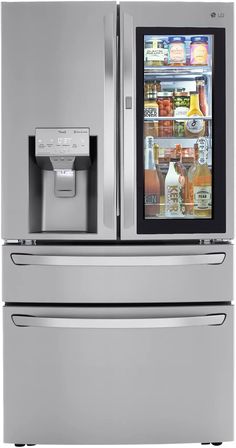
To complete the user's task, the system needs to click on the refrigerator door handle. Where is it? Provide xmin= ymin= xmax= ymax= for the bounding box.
xmin=103 ymin=13 xmax=116 ymax=230
xmin=120 ymin=13 xmax=135 ymax=233
xmin=11 ymin=314 xmax=226 ymax=329
xmin=11 ymin=253 xmax=226 ymax=266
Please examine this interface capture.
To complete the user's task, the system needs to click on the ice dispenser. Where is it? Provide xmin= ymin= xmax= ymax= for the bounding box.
xmin=29 ymin=128 xmax=97 ymax=233
xmin=36 ymin=128 xmax=90 ymax=198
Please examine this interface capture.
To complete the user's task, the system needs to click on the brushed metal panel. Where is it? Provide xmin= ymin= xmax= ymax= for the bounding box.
xmin=2 ymin=244 xmax=233 ymax=303
xmin=3 ymin=304 xmax=234 ymax=444
xmin=2 ymin=2 xmax=117 ymax=240
xmin=120 ymin=2 xmax=234 ymax=240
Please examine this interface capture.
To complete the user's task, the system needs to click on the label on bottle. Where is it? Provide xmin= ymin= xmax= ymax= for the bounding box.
xmin=186 ymin=115 xmax=204 ymax=134
xmin=166 ymin=185 xmax=181 ymax=215
xmin=145 ymin=48 xmax=164 ymax=62
xmin=145 ymin=194 xmax=158 ymax=205
xmin=194 ymin=186 xmax=211 ymax=210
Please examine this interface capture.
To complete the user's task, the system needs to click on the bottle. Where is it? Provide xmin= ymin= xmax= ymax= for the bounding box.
xmin=192 ymin=138 xmax=211 ymax=218
xmin=187 ymin=143 xmax=199 ymax=214
xmin=165 ymin=157 xmax=182 ymax=217
xmin=196 ymin=78 xmax=208 ymax=116
xmin=153 ymin=144 xmax=165 ymax=216
xmin=144 ymin=137 xmax=160 ymax=217
xmin=185 ymin=92 xmax=205 ymax=138
xmin=196 ymin=77 xmax=208 ymax=135
xmin=174 ymin=146 xmax=188 ymax=215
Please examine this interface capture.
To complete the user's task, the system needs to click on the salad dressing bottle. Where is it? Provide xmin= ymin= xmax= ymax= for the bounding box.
xmin=185 ymin=92 xmax=205 ymax=138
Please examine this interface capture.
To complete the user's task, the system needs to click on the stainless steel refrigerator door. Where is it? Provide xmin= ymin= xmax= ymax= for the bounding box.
xmin=120 ymin=1 xmax=234 ymax=240
xmin=2 ymin=2 xmax=117 ymax=240
xmin=3 ymin=243 xmax=233 ymax=303
xmin=4 ymin=304 xmax=233 ymax=444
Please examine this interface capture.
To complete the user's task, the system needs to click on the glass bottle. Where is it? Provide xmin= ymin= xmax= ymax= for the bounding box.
xmin=185 ymin=92 xmax=205 ymax=138
xmin=144 ymin=137 xmax=160 ymax=217
xmin=165 ymin=157 xmax=182 ymax=217
xmin=192 ymin=142 xmax=212 ymax=218
xmin=196 ymin=77 xmax=208 ymax=135
xmin=174 ymin=145 xmax=188 ymax=215
xmin=187 ymin=143 xmax=199 ymax=215
xmin=153 ymin=144 xmax=165 ymax=216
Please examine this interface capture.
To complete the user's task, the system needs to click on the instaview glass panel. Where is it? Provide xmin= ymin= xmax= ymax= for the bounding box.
xmin=143 ymin=34 xmax=213 ymax=220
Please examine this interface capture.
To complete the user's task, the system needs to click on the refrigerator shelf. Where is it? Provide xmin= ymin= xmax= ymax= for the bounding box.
xmin=144 ymin=66 xmax=212 ymax=76
xmin=149 ymin=136 xmax=212 ymax=140
xmin=144 ymin=116 xmax=212 ymax=121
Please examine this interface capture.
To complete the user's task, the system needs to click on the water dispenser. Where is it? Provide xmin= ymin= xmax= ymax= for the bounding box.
xmin=29 ymin=128 xmax=97 ymax=233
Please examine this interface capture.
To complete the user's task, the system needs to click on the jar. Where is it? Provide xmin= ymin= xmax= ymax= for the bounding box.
xmin=157 ymin=92 xmax=173 ymax=137
xmin=144 ymin=39 xmax=165 ymax=67
xmin=144 ymin=99 xmax=159 ymax=119
xmin=173 ymin=92 xmax=190 ymax=137
xmin=190 ymin=36 xmax=208 ymax=66
xmin=144 ymin=80 xmax=161 ymax=100
xmin=168 ymin=36 xmax=186 ymax=66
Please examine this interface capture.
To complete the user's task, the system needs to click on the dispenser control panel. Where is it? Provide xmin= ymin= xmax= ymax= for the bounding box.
xmin=36 ymin=128 xmax=90 ymax=157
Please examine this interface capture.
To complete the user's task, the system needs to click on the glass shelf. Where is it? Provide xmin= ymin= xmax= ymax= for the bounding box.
xmin=144 ymin=65 xmax=212 ymax=76
xmin=150 ymin=136 xmax=211 ymax=140
xmin=144 ymin=116 xmax=212 ymax=121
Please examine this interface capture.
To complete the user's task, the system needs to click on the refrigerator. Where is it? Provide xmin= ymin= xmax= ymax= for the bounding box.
xmin=2 ymin=1 xmax=234 ymax=446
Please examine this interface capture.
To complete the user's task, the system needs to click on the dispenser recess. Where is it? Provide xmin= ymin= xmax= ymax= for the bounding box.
xmin=36 ymin=128 xmax=90 ymax=197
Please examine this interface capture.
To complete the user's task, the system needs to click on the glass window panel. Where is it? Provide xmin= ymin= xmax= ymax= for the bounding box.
xmin=143 ymin=34 xmax=213 ymax=220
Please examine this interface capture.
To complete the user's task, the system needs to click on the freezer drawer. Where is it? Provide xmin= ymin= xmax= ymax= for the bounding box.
xmin=2 ymin=243 xmax=233 ymax=303
xmin=3 ymin=304 xmax=233 ymax=444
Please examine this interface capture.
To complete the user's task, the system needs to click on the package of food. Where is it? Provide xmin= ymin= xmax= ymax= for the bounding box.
xmin=157 ymin=92 xmax=173 ymax=137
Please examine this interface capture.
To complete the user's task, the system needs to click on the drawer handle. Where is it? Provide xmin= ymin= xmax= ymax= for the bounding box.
xmin=10 ymin=253 xmax=226 ymax=267
xmin=11 ymin=314 xmax=226 ymax=329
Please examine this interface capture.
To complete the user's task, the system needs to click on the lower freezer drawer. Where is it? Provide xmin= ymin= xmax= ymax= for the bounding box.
xmin=3 ymin=304 xmax=234 ymax=445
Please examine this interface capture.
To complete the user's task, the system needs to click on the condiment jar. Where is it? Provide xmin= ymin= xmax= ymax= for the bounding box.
xmin=144 ymin=39 xmax=165 ymax=67
xmin=168 ymin=36 xmax=186 ymax=66
xmin=190 ymin=36 xmax=208 ymax=66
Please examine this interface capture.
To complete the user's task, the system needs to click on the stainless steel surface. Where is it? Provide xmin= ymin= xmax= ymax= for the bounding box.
xmin=4 ymin=304 xmax=234 ymax=444
xmin=104 ymin=12 xmax=117 ymax=230
xmin=11 ymin=313 xmax=226 ymax=328
xmin=120 ymin=1 xmax=234 ymax=240
xmin=11 ymin=252 xmax=226 ymax=266
xmin=3 ymin=244 xmax=233 ymax=303
xmin=2 ymin=2 xmax=117 ymax=240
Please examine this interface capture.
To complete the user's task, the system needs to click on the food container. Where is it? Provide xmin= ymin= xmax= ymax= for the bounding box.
xmin=174 ymin=92 xmax=190 ymax=137
xmin=144 ymin=39 xmax=165 ymax=67
xmin=144 ymin=121 xmax=159 ymax=138
xmin=190 ymin=36 xmax=208 ymax=66
xmin=144 ymin=80 xmax=161 ymax=100
xmin=144 ymin=99 xmax=159 ymax=119
xmin=168 ymin=36 xmax=186 ymax=66
xmin=157 ymin=92 xmax=173 ymax=137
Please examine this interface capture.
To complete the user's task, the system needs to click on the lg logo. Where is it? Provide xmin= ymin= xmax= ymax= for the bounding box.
xmin=211 ymin=11 xmax=224 ymax=18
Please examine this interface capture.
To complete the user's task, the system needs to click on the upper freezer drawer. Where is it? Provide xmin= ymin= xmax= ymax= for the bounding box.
xmin=3 ymin=244 xmax=233 ymax=303
xmin=3 ymin=304 xmax=234 ymax=444
xmin=120 ymin=2 xmax=234 ymax=240
xmin=2 ymin=2 xmax=116 ymax=241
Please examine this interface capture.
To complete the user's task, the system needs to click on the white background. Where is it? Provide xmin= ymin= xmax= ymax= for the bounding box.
xmin=0 ymin=0 xmax=235 ymax=447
